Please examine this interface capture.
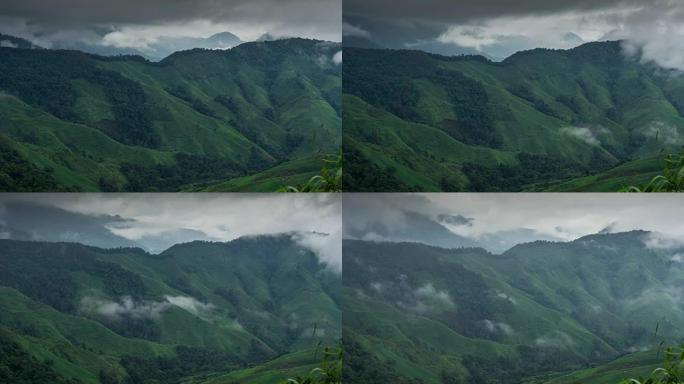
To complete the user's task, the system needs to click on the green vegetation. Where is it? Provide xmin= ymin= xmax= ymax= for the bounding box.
xmin=343 ymin=233 xmax=684 ymax=383
xmin=625 ymin=153 xmax=684 ymax=192
xmin=280 ymin=346 xmax=342 ymax=384
xmin=0 ymin=38 xmax=340 ymax=191
xmin=0 ymin=236 xmax=341 ymax=383
xmin=279 ymin=154 xmax=342 ymax=192
xmin=620 ymin=345 xmax=684 ymax=384
xmin=343 ymin=42 xmax=684 ymax=191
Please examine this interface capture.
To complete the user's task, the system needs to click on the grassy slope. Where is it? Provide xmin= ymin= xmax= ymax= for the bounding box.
xmin=0 ymin=93 xmax=172 ymax=191
xmin=524 ymin=350 xmax=660 ymax=384
xmin=188 ymin=155 xmax=322 ymax=192
xmin=344 ymin=94 xmax=516 ymax=191
xmin=526 ymin=156 xmax=662 ymax=191
xmin=190 ymin=349 xmax=321 ymax=384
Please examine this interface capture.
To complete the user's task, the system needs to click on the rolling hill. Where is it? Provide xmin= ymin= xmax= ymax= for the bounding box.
xmin=0 ymin=235 xmax=341 ymax=383
xmin=342 ymin=232 xmax=684 ymax=383
xmin=0 ymin=37 xmax=341 ymax=191
xmin=343 ymin=41 xmax=684 ymax=191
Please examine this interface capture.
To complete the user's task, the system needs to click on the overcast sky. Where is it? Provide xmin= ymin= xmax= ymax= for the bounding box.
xmin=344 ymin=0 xmax=684 ymax=68
xmin=0 ymin=0 xmax=341 ymax=49
xmin=0 ymin=194 xmax=341 ymax=270
xmin=344 ymin=193 xmax=684 ymax=249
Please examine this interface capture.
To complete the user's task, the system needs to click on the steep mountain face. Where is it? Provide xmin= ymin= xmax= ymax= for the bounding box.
xmin=343 ymin=232 xmax=684 ymax=384
xmin=0 ymin=38 xmax=341 ymax=191
xmin=0 ymin=236 xmax=341 ymax=383
xmin=343 ymin=42 xmax=684 ymax=192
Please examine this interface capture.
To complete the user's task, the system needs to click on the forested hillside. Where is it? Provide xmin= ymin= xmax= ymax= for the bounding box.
xmin=0 ymin=38 xmax=341 ymax=191
xmin=0 ymin=235 xmax=341 ymax=383
xmin=343 ymin=42 xmax=684 ymax=191
xmin=343 ymin=232 xmax=684 ymax=383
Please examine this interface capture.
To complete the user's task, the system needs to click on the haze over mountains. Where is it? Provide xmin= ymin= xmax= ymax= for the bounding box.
xmin=342 ymin=194 xmax=684 ymax=384
xmin=344 ymin=232 xmax=684 ymax=384
xmin=0 ymin=194 xmax=341 ymax=383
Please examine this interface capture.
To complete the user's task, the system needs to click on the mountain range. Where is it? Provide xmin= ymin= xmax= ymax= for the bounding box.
xmin=0 ymin=36 xmax=341 ymax=192
xmin=343 ymin=41 xmax=684 ymax=191
xmin=51 ymin=32 xmax=244 ymax=62
xmin=0 ymin=235 xmax=341 ymax=383
xmin=343 ymin=232 xmax=684 ymax=383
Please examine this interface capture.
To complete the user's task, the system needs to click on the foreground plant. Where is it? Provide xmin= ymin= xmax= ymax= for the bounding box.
xmin=625 ymin=153 xmax=684 ymax=192
xmin=278 ymin=154 xmax=342 ymax=192
xmin=282 ymin=346 xmax=342 ymax=384
xmin=620 ymin=345 xmax=684 ymax=384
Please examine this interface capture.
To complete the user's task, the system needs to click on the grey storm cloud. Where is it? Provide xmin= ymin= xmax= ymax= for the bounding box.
xmin=0 ymin=194 xmax=342 ymax=270
xmin=0 ymin=0 xmax=341 ymax=46
xmin=344 ymin=0 xmax=639 ymax=24
xmin=344 ymin=0 xmax=684 ymax=68
xmin=0 ymin=0 xmax=339 ymax=27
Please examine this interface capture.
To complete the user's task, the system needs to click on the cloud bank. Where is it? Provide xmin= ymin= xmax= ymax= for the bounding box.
xmin=344 ymin=193 xmax=684 ymax=251
xmin=0 ymin=194 xmax=342 ymax=268
xmin=80 ymin=295 xmax=214 ymax=319
xmin=345 ymin=0 xmax=684 ymax=70
xmin=0 ymin=0 xmax=341 ymax=50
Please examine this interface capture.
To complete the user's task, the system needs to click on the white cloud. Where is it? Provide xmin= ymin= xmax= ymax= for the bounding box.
xmin=80 ymin=295 xmax=214 ymax=319
xmin=410 ymin=282 xmax=455 ymax=313
xmin=342 ymin=22 xmax=370 ymax=38
xmin=628 ymin=286 xmax=684 ymax=307
xmin=293 ymin=230 xmax=342 ymax=272
xmin=80 ymin=296 xmax=171 ymax=319
xmin=164 ymin=295 xmax=215 ymax=316
xmin=345 ymin=194 xmax=684 ymax=247
xmin=0 ymin=40 xmax=17 ymax=48
xmin=643 ymin=232 xmax=684 ymax=250
xmin=642 ymin=121 xmax=684 ymax=146
xmin=482 ymin=319 xmax=514 ymax=335
xmin=614 ymin=1 xmax=684 ymax=71
xmin=495 ymin=291 xmax=517 ymax=305
xmin=535 ymin=331 xmax=576 ymax=348
xmin=437 ymin=8 xmax=632 ymax=58
xmin=333 ymin=50 xmax=342 ymax=64
xmin=560 ymin=126 xmax=601 ymax=146
xmin=369 ymin=281 xmax=385 ymax=293
xmin=672 ymin=253 xmax=684 ymax=263
xmin=6 ymin=194 xmax=341 ymax=258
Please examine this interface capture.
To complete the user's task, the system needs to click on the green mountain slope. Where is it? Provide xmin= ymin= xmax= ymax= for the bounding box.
xmin=0 ymin=38 xmax=341 ymax=191
xmin=0 ymin=236 xmax=340 ymax=383
xmin=343 ymin=232 xmax=684 ymax=383
xmin=343 ymin=42 xmax=684 ymax=191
